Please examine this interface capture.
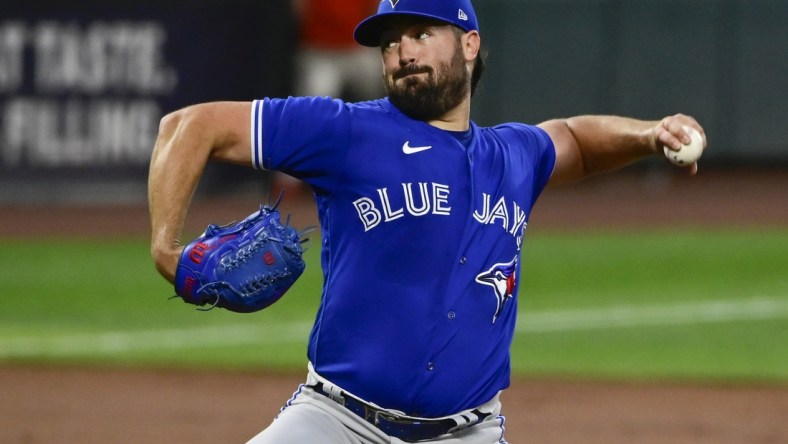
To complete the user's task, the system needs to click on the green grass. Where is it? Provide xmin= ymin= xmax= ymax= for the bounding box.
xmin=514 ymin=229 xmax=788 ymax=382
xmin=1 ymin=229 xmax=786 ymax=383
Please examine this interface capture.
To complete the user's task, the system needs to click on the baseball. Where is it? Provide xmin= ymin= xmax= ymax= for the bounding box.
xmin=663 ymin=125 xmax=705 ymax=166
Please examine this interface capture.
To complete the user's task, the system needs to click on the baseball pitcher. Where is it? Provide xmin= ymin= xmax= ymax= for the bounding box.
xmin=148 ymin=0 xmax=706 ymax=442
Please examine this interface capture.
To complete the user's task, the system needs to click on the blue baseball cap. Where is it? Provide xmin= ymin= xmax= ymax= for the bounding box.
xmin=354 ymin=0 xmax=479 ymax=47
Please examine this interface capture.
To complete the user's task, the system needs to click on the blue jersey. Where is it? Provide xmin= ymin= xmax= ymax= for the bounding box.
xmin=252 ymin=97 xmax=555 ymax=417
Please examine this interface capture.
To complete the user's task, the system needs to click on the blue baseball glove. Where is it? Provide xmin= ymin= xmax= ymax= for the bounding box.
xmin=173 ymin=204 xmax=308 ymax=313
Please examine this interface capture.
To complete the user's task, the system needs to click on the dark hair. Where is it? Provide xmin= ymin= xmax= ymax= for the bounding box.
xmin=451 ymin=26 xmax=485 ymax=96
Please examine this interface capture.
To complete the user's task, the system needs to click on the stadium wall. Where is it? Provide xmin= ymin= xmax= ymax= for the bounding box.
xmin=0 ymin=0 xmax=785 ymax=204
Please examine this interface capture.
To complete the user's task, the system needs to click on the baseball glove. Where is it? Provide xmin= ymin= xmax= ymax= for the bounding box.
xmin=173 ymin=203 xmax=309 ymax=313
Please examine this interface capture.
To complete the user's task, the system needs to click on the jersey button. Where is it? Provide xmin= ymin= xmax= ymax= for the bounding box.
xmin=459 ymin=256 xmax=467 ymax=265
xmin=426 ymin=362 xmax=435 ymax=371
xmin=447 ymin=311 xmax=456 ymax=320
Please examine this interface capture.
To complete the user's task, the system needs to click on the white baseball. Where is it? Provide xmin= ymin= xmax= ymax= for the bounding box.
xmin=663 ymin=125 xmax=705 ymax=166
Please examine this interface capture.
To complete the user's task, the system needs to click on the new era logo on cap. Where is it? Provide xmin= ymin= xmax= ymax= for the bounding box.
xmin=458 ymin=9 xmax=468 ymax=21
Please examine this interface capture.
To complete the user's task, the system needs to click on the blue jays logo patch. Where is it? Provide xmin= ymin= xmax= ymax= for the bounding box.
xmin=475 ymin=256 xmax=518 ymax=323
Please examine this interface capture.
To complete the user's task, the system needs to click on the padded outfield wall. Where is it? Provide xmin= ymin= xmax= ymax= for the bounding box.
xmin=0 ymin=0 xmax=786 ymax=203
xmin=472 ymin=0 xmax=788 ymax=164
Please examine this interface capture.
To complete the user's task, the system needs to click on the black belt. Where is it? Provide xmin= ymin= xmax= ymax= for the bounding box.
xmin=310 ymin=382 xmax=490 ymax=442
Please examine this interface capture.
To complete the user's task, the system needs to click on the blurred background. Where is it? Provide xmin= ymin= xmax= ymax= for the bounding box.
xmin=0 ymin=0 xmax=785 ymax=206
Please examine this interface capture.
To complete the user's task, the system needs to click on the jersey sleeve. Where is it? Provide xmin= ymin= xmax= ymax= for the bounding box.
xmin=497 ymin=123 xmax=556 ymax=204
xmin=250 ymin=96 xmax=351 ymax=193
xmin=528 ymin=125 xmax=557 ymax=202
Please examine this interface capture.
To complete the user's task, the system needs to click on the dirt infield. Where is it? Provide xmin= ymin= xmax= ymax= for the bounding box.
xmin=2 ymin=168 xmax=787 ymax=239
xmin=1 ymin=365 xmax=786 ymax=444
xmin=1 ymin=168 xmax=787 ymax=443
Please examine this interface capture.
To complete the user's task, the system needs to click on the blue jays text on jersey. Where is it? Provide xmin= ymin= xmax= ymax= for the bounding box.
xmin=251 ymin=97 xmax=555 ymax=418
xmin=352 ymin=182 xmax=528 ymax=241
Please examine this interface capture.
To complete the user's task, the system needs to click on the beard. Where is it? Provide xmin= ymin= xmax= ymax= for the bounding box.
xmin=384 ymin=43 xmax=469 ymax=121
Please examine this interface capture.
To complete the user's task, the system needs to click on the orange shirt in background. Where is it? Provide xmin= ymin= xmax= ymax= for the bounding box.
xmin=300 ymin=0 xmax=379 ymax=49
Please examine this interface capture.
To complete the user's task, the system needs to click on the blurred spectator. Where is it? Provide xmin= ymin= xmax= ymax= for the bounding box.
xmin=272 ymin=0 xmax=382 ymax=210
xmin=293 ymin=0 xmax=383 ymax=100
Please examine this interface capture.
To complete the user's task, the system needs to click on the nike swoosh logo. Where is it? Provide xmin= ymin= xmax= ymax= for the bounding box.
xmin=402 ymin=141 xmax=432 ymax=154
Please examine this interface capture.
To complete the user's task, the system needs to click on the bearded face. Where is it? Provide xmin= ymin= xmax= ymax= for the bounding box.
xmin=383 ymin=37 xmax=470 ymax=121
